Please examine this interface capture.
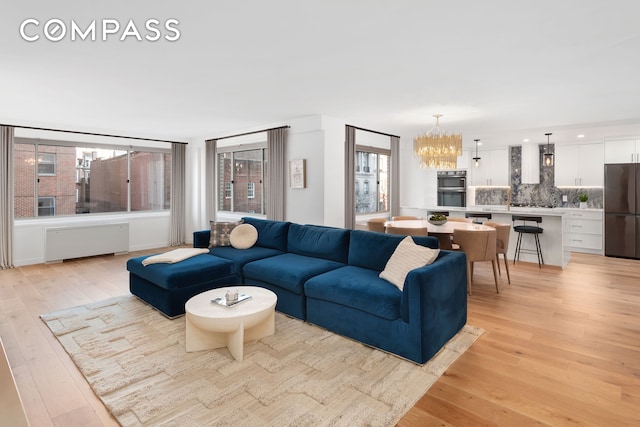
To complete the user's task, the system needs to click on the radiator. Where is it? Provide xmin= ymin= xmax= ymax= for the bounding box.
xmin=45 ymin=223 xmax=129 ymax=263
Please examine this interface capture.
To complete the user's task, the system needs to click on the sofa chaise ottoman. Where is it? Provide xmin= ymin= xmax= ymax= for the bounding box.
xmin=126 ymin=254 xmax=239 ymax=318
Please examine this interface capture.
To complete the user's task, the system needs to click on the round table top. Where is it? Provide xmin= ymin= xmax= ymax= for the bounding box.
xmin=185 ymin=286 xmax=277 ymax=320
xmin=384 ymin=220 xmax=496 ymax=234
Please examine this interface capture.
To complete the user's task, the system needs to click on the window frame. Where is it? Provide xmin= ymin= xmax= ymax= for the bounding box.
xmin=14 ymin=137 xmax=171 ymax=218
xmin=37 ymin=152 xmax=56 ymax=176
xmin=216 ymin=142 xmax=267 ymax=216
xmin=355 ymin=145 xmax=391 ymax=215
xmin=37 ymin=196 xmax=56 ymax=216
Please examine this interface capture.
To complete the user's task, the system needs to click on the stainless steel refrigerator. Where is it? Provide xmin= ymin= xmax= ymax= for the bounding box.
xmin=604 ymin=163 xmax=640 ymax=259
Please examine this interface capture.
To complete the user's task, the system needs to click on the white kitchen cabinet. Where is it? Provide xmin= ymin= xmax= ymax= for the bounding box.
xmin=470 ymin=149 xmax=508 ymax=186
xmin=555 ymin=143 xmax=604 ymax=186
xmin=562 ymin=210 xmax=603 ymax=254
xmin=604 ymin=138 xmax=640 ymax=164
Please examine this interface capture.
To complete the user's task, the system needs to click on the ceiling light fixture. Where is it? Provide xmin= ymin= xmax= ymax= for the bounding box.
xmin=413 ymin=114 xmax=462 ymax=169
xmin=473 ymin=139 xmax=482 ymax=167
xmin=544 ymin=132 xmax=554 ymax=167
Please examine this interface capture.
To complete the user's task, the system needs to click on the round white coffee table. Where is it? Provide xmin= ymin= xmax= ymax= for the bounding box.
xmin=185 ymin=286 xmax=277 ymax=361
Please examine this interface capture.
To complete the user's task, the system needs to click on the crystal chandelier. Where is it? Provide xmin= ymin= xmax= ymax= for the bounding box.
xmin=413 ymin=114 xmax=463 ymax=169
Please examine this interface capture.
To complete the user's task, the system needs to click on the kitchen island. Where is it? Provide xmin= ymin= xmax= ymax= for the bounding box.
xmin=401 ymin=206 xmax=571 ymax=268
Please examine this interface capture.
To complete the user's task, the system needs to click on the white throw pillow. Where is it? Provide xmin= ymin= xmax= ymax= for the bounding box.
xmin=379 ymin=236 xmax=440 ymax=290
xmin=229 ymin=224 xmax=258 ymax=249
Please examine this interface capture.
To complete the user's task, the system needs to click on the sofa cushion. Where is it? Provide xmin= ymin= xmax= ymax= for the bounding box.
xmin=241 ymin=217 xmax=290 ymax=251
xmin=304 ymin=265 xmax=401 ymax=320
xmin=287 ymin=224 xmax=350 ymax=263
xmin=242 ymin=253 xmax=345 ymax=295
xmin=208 ymin=246 xmax=284 ymax=270
xmin=348 ymin=230 xmax=439 ymax=271
xmin=379 ymin=236 xmax=440 ymax=290
xmin=230 ymin=224 xmax=258 ymax=249
xmin=209 ymin=220 xmax=243 ymax=247
xmin=126 ymin=254 xmax=236 ymax=291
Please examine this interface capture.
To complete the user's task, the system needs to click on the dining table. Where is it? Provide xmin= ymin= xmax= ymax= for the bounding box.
xmin=384 ymin=219 xmax=496 ymax=250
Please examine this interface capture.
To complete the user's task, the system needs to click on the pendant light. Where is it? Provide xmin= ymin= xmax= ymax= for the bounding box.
xmin=543 ymin=133 xmax=554 ymax=167
xmin=472 ymin=139 xmax=481 ymax=167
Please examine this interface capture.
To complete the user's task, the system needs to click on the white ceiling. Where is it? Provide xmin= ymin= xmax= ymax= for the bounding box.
xmin=2 ymin=1 xmax=640 ymax=148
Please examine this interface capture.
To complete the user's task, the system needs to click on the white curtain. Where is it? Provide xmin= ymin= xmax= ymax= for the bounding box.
xmin=267 ymin=128 xmax=286 ymax=221
xmin=344 ymin=126 xmax=356 ymax=229
xmin=0 ymin=126 xmax=15 ymax=269
xmin=390 ymin=135 xmax=400 ymax=218
xmin=205 ymin=139 xmax=217 ymax=222
xmin=170 ymin=143 xmax=186 ymax=245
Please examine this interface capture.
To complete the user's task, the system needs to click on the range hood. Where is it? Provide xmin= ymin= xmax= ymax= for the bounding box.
xmin=520 ymin=144 xmax=540 ymax=184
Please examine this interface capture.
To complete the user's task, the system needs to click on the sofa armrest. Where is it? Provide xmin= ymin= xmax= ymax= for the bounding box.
xmin=401 ymin=250 xmax=468 ymax=358
xmin=193 ymin=230 xmax=211 ymax=248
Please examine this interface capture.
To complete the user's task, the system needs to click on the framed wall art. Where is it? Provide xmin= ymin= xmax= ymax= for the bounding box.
xmin=289 ymin=159 xmax=306 ymax=189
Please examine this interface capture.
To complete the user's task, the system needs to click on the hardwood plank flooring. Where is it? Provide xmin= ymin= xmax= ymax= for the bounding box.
xmin=1 ymin=250 xmax=639 ymax=426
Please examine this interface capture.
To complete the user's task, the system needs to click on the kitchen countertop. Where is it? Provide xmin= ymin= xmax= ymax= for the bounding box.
xmin=424 ymin=206 xmax=603 ymax=216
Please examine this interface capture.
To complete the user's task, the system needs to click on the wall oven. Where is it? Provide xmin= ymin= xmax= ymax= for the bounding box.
xmin=437 ymin=170 xmax=467 ymax=207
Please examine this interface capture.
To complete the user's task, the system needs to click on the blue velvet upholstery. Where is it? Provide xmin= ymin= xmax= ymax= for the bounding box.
xmin=305 ymin=266 xmax=402 ymax=320
xmin=241 ymin=217 xmax=290 ymax=251
xmin=127 ymin=254 xmax=239 ymax=317
xmin=243 ymin=253 xmax=344 ymax=295
xmin=126 ymin=254 xmax=236 ymax=290
xmin=348 ymin=230 xmax=439 ymax=271
xmin=306 ymin=249 xmax=467 ymax=364
xmin=127 ymin=218 xmax=467 ymax=363
xmin=286 ymin=223 xmax=350 ymax=263
xmin=208 ymin=246 xmax=283 ymax=276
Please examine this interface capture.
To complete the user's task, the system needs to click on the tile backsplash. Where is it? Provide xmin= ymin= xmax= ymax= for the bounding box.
xmin=474 ymin=145 xmax=603 ymax=209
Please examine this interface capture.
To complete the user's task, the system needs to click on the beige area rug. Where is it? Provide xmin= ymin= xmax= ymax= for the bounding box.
xmin=41 ymin=295 xmax=483 ymax=427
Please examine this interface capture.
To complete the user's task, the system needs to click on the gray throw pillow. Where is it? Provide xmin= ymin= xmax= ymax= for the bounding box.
xmin=209 ymin=220 xmax=244 ymax=247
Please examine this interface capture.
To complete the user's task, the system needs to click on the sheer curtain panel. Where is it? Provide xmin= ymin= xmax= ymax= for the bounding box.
xmin=267 ymin=128 xmax=286 ymax=221
xmin=344 ymin=126 xmax=356 ymax=229
xmin=205 ymin=139 xmax=217 ymax=222
xmin=1 ymin=126 xmax=14 ymax=269
xmin=170 ymin=143 xmax=186 ymax=245
xmin=390 ymin=136 xmax=400 ymax=218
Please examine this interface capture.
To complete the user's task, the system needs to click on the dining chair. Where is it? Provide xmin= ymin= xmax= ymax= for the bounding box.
xmin=485 ymin=221 xmax=511 ymax=284
xmin=366 ymin=217 xmax=387 ymax=233
xmin=391 ymin=215 xmax=421 ymax=221
xmin=385 ymin=225 xmax=428 ymax=236
xmin=465 ymin=212 xmax=493 ymax=223
xmin=447 ymin=217 xmax=472 ymax=223
xmin=452 ymin=228 xmax=499 ymax=295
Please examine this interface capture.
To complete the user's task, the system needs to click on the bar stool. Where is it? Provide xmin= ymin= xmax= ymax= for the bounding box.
xmin=512 ymin=215 xmax=544 ymax=268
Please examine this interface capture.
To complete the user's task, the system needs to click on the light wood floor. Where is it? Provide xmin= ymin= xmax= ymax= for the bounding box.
xmin=1 ymin=250 xmax=639 ymax=426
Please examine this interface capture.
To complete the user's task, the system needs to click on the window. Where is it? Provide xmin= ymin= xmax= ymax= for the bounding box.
xmin=38 ymin=153 xmax=56 ymax=175
xmin=355 ymin=147 xmax=390 ymax=214
xmin=217 ymin=146 xmax=266 ymax=214
xmin=14 ymin=139 xmax=171 ymax=218
xmin=38 ymin=197 xmax=55 ymax=216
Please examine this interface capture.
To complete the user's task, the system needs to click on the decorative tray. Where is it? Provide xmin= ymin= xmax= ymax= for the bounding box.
xmin=211 ymin=293 xmax=252 ymax=307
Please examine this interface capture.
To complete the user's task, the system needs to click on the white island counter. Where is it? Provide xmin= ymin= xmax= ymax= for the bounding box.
xmin=401 ymin=206 xmax=573 ymax=268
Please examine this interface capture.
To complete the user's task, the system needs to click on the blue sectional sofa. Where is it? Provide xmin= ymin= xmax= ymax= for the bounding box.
xmin=128 ymin=217 xmax=468 ymax=364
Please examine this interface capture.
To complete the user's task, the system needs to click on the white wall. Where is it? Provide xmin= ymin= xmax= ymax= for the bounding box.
xmin=286 ymin=116 xmax=326 ymax=225
xmin=14 ymin=212 xmax=169 ymax=266
xmin=321 ymin=116 xmax=348 ymax=227
xmin=399 ymin=139 xmax=438 ymax=210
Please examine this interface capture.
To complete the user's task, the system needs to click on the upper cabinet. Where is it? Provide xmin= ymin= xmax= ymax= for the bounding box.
xmin=555 ymin=142 xmax=604 ymax=186
xmin=604 ymin=138 xmax=640 ymax=163
xmin=470 ymin=148 xmax=509 ymax=186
